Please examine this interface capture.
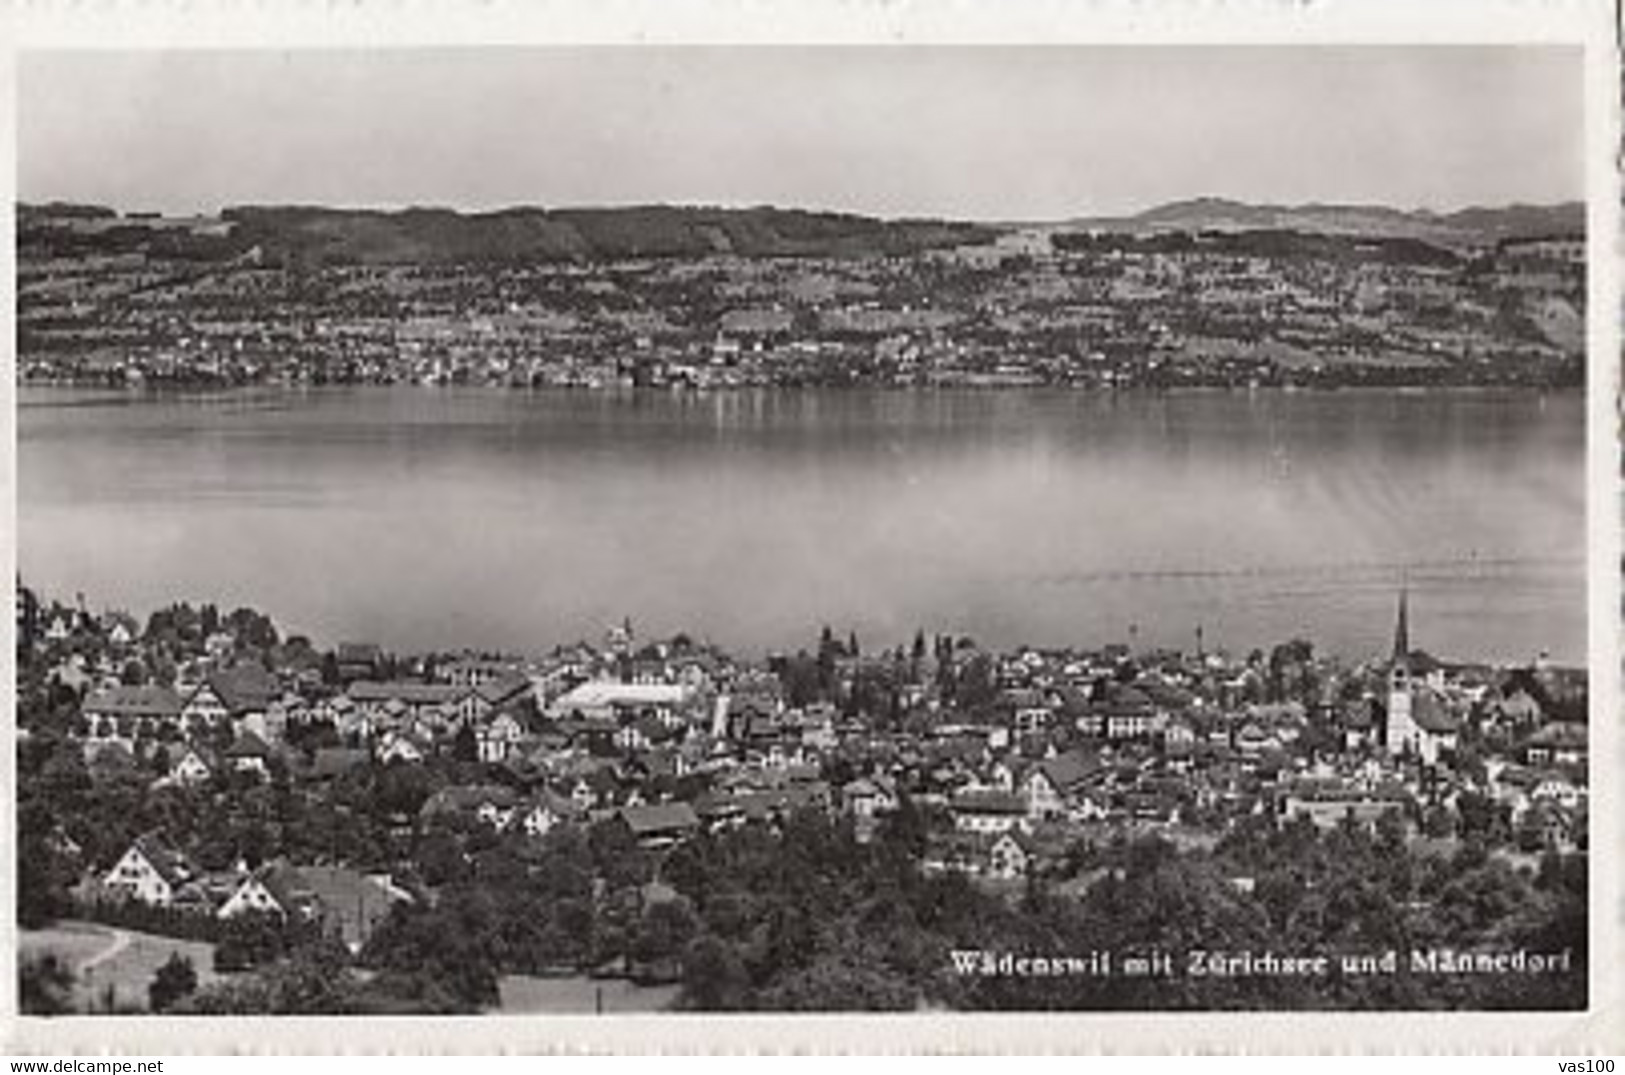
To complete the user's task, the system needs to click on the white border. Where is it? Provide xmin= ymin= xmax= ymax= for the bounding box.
xmin=1 ymin=0 xmax=1620 ymax=1055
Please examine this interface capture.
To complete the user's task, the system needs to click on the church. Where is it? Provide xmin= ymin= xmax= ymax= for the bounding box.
xmin=1384 ymin=586 xmax=1460 ymax=764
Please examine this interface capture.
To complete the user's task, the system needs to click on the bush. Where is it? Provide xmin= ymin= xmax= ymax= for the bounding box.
xmin=19 ymin=954 xmax=76 ymax=1015
xmin=147 ymin=953 xmax=197 ymax=1012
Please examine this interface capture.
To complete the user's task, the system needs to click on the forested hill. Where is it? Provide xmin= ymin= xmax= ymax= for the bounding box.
xmin=219 ymin=205 xmax=997 ymax=264
xmin=20 ymin=197 xmax=1583 ymax=267
xmin=1068 ymin=197 xmax=1584 ymax=246
xmin=17 ymin=202 xmax=997 ymax=265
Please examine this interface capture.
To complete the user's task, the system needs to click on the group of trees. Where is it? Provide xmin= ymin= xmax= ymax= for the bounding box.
xmin=274 ymin=801 xmax=1589 ymax=1014
xmin=19 ymin=737 xmax=1588 ymax=1015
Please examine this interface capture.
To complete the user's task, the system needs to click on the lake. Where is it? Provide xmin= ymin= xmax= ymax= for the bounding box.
xmin=17 ymin=386 xmax=1586 ymax=666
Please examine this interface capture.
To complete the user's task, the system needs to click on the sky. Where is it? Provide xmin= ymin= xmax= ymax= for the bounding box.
xmin=18 ymin=46 xmax=1584 ymax=220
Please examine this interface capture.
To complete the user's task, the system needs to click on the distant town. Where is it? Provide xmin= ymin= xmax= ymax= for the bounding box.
xmin=17 ymin=200 xmax=1585 ymax=393
xmin=16 ymin=581 xmax=1588 ymax=1014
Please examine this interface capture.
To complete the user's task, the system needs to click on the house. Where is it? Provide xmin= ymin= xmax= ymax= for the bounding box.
xmin=316 ymin=694 xmax=365 ymax=739
xmin=477 ymin=710 xmax=526 ymax=764
xmin=987 ymin=831 xmax=1034 ymax=881
xmin=161 ymin=746 xmax=215 ymax=788
xmin=468 ymin=672 xmax=533 ymax=722
xmin=1522 ymin=721 xmax=1587 ymax=768
xmin=549 ymin=680 xmax=694 ymax=723
xmin=347 ymin=681 xmax=474 ymax=730
xmin=262 ymin=693 xmax=309 ymax=741
xmin=519 ymin=791 xmax=584 ymax=838
xmin=1163 ymin=717 xmax=1198 ymax=751
xmin=1101 ymin=688 xmax=1162 ymax=740
xmin=335 ymin=642 xmax=384 ymax=682
xmin=49 ymin=656 xmax=95 ymax=695
xmin=1529 ymin=771 xmax=1585 ymax=811
xmin=298 ymin=866 xmax=412 ymax=953
xmin=419 ymin=784 xmax=522 ymax=832
xmin=1279 ymin=781 xmax=1408 ymax=832
xmin=1340 ymin=698 xmax=1381 ymax=752
xmin=188 ymin=664 xmax=281 ymax=731
xmin=82 ymin=684 xmax=186 ymax=741
xmin=949 ymin=790 xmax=1029 ymax=835
xmin=1022 ymin=752 xmax=1098 ymax=820
xmin=441 ymin=656 xmax=524 ymax=689
xmin=225 ymin=729 xmax=276 ymax=778
xmin=296 ymin=746 xmax=370 ymax=784
xmin=182 ymin=681 xmax=232 ymax=729
xmin=217 ymin=861 xmax=409 ymax=953
xmin=1409 ymin=691 xmax=1460 ymax=765
xmin=842 ymin=777 xmax=899 ymax=820
xmin=619 ymin=802 xmax=701 ymax=848
xmin=614 ymin=713 xmax=672 ymax=754
xmin=1493 ymin=686 xmax=1544 ymax=728
xmin=105 ymin=615 xmax=138 ymax=647
xmin=1001 ymin=688 xmax=1052 ymax=736
xmin=103 ymin=833 xmax=198 ymax=908
xmin=1520 ymin=801 xmax=1581 ymax=854
xmin=1234 ymin=722 xmax=1280 ymax=756
xmin=217 ymin=860 xmax=316 ymax=921
xmin=568 ymin=774 xmax=603 ymax=811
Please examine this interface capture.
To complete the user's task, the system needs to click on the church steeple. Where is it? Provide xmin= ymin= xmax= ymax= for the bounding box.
xmin=1391 ymin=582 xmax=1410 ymax=666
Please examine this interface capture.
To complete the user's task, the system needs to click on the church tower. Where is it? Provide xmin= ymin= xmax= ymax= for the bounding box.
xmin=1385 ymin=584 xmax=1417 ymax=754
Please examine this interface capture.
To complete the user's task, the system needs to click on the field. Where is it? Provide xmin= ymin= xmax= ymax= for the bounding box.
xmin=496 ymin=974 xmax=680 ymax=1014
xmin=20 ymin=922 xmax=224 ymax=1013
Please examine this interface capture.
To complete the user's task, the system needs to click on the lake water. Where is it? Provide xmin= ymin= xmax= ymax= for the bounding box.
xmin=17 ymin=386 xmax=1586 ymax=666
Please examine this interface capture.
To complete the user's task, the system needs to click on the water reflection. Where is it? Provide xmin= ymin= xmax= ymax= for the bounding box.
xmin=19 ymin=386 xmax=1585 ymax=664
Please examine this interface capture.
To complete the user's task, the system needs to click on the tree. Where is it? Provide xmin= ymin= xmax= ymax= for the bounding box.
xmin=147 ymin=953 xmax=198 ymax=1012
xmin=19 ymin=955 xmax=75 ymax=1015
xmin=680 ymin=933 xmax=749 ymax=1010
xmin=451 ymin=722 xmax=478 ymax=763
xmin=361 ymin=894 xmax=501 ymax=1012
xmin=759 ymin=955 xmax=916 ymax=1011
xmin=632 ymin=899 xmax=699 ymax=981
xmin=1421 ymin=804 xmax=1455 ymax=839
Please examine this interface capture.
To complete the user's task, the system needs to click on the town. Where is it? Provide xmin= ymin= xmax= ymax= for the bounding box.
xmin=15 ymin=581 xmax=1589 ymax=1013
xmin=17 ymin=201 xmax=1584 ymax=393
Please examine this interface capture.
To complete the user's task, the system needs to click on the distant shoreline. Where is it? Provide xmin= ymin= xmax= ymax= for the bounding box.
xmin=16 ymin=381 xmax=1590 ymax=406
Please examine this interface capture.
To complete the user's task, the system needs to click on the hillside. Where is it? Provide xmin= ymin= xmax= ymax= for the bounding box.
xmin=18 ymin=202 xmax=996 ymax=265
xmin=1068 ymin=196 xmax=1583 ymax=245
xmin=220 ymin=204 xmax=996 ymax=264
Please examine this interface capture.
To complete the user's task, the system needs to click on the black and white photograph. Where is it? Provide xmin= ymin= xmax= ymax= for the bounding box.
xmin=6 ymin=17 xmax=1614 ymax=1043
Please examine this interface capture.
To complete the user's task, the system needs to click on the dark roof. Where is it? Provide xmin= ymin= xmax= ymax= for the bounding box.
xmin=208 ymin=664 xmax=280 ymax=713
xmin=84 ymin=685 xmax=184 ymax=719
xmin=1525 ymin=721 xmax=1587 ymax=749
xmin=131 ymin=832 xmax=195 ymax=888
xmin=298 ymin=865 xmax=404 ymax=947
xmin=950 ymin=790 xmax=1026 ymax=815
xmin=419 ymin=783 xmax=521 ymax=817
xmin=348 ymin=680 xmax=469 ymax=706
xmin=474 ymin=672 xmax=533 ymax=706
xmin=303 ymin=746 xmax=369 ymax=780
xmin=1100 ymin=686 xmax=1153 ymax=715
xmin=226 ymin=728 xmax=274 ymax=758
xmin=619 ymin=801 xmax=700 ymax=836
xmin=250 ymin=860 xmax=317 ymax=913
xmin=1283 ymin=779 xmax=1408 ymax=804
xmin=1412 ymin=690 xmax=1459 ymax=734
xmin=1035 ymin=752 xmax=1099 ymax=792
